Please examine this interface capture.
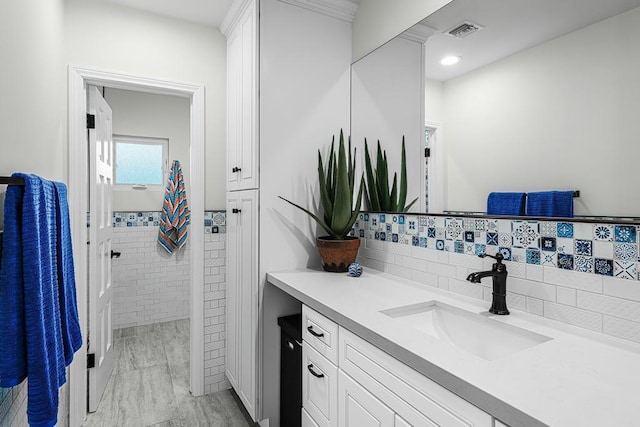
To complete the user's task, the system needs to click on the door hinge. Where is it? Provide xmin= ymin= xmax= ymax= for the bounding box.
xmin=87 ymin=353 xmax=96 ymax=369
xmin=424 ymin=148 xmax=431 ymax=158
xmin=86 ymin=114 xmax=95 ymax=129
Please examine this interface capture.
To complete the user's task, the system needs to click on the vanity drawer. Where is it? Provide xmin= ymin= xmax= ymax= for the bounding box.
xmin=339 ymin=327 xmax=492 ymax=427
xmin=303 ymin=341 xmax=338 ymax=427
xmin=303 ymin=305 xmax=339 ymax=364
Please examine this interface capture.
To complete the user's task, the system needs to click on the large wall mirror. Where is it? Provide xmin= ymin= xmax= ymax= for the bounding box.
xmin=351 ymin=0 xmax=640 ymax=220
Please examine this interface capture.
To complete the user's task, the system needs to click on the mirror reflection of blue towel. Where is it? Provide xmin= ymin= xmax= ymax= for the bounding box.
xmin=486 ymin=192 xmax=526 ymax=216
xmin=526 ymin=191 xmax=574 ymax=218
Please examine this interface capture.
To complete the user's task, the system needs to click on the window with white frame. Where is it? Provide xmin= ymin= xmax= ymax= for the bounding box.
xmin=114 ymin=135 xmax=168 ymax=188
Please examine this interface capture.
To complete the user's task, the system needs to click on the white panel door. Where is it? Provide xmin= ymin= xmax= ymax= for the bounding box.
xmin=88 ymin=86 xmax=115 ymax=412
xmin=225 ymin=193 xmax=239 ymax=392
xmin=338 ymin=371 xmax=394 ymax=427
xmin=226 ymin=26 xmax=241 ymax=190
xmin=226 ymin=0 xmax=258 ymax=191
xmin=226 ymin=189 xmax=258 ymax=420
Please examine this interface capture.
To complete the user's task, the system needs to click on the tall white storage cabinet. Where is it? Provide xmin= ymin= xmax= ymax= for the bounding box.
xmin=226 ymin=189 xmax=259 ymax=418
xmin=222 ymin=0 xmax=260 ymax=421
xmin=225 ymin=0 xmax=259 ymax=192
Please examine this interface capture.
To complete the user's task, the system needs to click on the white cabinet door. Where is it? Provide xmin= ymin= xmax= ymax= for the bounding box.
xmin=338 ymin=371 xmax=394 ymax=427
xmin=395 ymin=415 xmax=413 ymax=427
xmin=225 ymin=0 xmax=258 ymax=191
xmin=226 ymin=189 xmax=258 ymax=420
xmin=303 ymin=342 xmax=338 ymax=427
xmin=339 ymin=327 xmax=492 ymax=427
xmin=303 ymin=408 xmax=321 ymax=427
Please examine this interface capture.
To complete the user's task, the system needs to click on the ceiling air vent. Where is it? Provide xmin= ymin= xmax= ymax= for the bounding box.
xmin=446 ymin=21 xmax=484 ymax=39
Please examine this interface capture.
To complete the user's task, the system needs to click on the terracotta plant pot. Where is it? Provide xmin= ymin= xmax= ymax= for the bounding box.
xmin=316 ymin=236 xmax=361 ymax=272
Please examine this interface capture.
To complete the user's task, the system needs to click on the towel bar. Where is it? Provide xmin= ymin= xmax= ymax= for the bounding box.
xmin=0 ymin=176 xmax=25 ymax=186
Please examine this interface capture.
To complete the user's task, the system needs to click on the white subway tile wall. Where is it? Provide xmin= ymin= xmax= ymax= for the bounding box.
xmin=203 ymin=232 xmax=230 ymax=394
xmin=355 ymin=213 xmax=640 ymax=345
xmin=112 ymin=226 xmax=191 ymax=328
xmin=111 ymin=211 xmax=229 ymax=394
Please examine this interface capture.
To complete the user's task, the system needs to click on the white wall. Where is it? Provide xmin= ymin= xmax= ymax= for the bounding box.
xmin=105 ymin=88 xmax=190 ymax=212
xmin=440 ymin=7 xmax=640 ymax=217
xmin=351 ymin=35 xmax=424 ymax=211
xmin=0 ymin=1 xmax=68 ymax=425
xmin=259 ymin=0 xmax=352 ymax=425
xmin=352 ymin=0 xmax=452 ymax=61
xmin=425 ymin=78 xmax=444 ymax=123
xmin=0 ymin=0 xmax=66 ymax=181
xmin=64 ymin=0 xmax=227 ymax=210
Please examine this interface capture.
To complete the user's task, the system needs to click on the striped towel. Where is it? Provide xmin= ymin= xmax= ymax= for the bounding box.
xmin=158 ymin=161 xmax=191 ymax=254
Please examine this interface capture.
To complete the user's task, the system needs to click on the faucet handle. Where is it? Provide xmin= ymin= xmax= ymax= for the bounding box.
xmin=479 ymin=252 xmax=504 ymax=263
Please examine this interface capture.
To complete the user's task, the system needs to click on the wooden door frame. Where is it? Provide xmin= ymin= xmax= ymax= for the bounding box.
xmin=67 ymin=65 xmax=205 ymax=426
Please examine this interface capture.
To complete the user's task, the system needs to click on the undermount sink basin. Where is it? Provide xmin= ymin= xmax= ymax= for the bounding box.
xmin=380 ymin=301 xmax=552 ymax=361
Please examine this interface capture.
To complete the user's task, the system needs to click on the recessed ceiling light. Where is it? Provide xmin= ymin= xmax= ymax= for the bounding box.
xmin=440 ymin=56 xmax=462 ymax=66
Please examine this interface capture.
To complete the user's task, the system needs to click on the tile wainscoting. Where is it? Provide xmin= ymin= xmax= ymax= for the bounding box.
xmin=111 ymin=210 xmax=228 ymax=394
xmin=354 ymin=213 xmax=640 ymax=344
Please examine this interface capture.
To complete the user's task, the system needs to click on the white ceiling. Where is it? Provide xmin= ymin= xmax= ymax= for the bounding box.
xmin=100 ymin=0 xmax=234 ymax=28
xmin=422 ymin=0 xmax=640 ymax=81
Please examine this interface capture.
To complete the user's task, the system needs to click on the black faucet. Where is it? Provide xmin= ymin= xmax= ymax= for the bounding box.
xmin=466 ymin=253 xmax=509 ymax=315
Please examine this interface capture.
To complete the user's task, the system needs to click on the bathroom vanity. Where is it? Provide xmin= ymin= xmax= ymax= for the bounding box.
xmin=267 ymin=269 xmax=640 ymax=427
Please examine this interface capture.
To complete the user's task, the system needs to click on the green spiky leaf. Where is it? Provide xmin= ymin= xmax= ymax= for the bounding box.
xmin=364 ymin=139 xmax=381 ymax=212
xmin=363 ymin=136 xmax=417 ymax=213
xmin=398 ymin=137 xmax=408 ymax=211
xmin=279 ymin=129 xmax=363 ymax=239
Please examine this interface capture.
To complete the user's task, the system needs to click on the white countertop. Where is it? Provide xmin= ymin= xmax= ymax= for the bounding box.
xmin=267 ymin=268 xmax=640 ymax=427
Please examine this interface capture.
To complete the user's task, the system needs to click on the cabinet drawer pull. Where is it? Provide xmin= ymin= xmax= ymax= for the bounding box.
xmin=307 ymin=326 xmax=324 ymax=338
xmin=307 ymin=364 xmax=324 ymax=378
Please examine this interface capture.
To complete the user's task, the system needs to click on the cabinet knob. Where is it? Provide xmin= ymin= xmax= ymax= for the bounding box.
xmin=232 ymin=166 xmax=242 ymax=173
xmin=232 ymin=208 xmax=242 ymax=214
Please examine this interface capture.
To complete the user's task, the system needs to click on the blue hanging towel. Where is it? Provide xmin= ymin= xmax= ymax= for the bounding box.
xmin=0 ymin=178 xmax=27 ymax=387
xmin=526 ymin=191 xmax=574 ymax=218
xmin=53 ymin=182 xmax=83 ymax=365
xmin=0 ymin=173 xmax=83 ymax=427
xmin=158 ymin=161 xmax=191 ymax=254
xmin=486 ymin=192 xmax=526 ymax=216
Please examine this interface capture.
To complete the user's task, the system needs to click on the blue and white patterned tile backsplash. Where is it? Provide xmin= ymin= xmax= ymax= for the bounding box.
xmin=353 ymin=213 xmax=640 ymax=281
xmin=109 ymin=211 xmax=226 ymax=233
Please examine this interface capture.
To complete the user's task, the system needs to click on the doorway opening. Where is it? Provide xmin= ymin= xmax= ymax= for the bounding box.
xmin=67 ymin=66 xmax=205 ymax=426
xmin=424 ymin=120 xmax=444 ymax=214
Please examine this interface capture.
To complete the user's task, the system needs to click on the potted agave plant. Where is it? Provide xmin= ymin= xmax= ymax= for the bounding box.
xmin=279 ymin=130 xmax=364 ymax=272
xmin=364 ymin=137 xmax=418 ymax=212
